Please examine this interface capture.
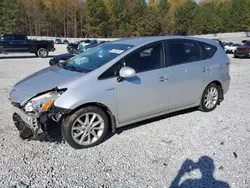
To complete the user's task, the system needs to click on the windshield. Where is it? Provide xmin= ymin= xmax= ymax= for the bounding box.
xmin=62 ymin=43 xmax=134 ymax=73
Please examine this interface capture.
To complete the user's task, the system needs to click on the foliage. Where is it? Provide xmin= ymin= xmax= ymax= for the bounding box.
xmin=0 ymin=0 xmax=249 ymax=37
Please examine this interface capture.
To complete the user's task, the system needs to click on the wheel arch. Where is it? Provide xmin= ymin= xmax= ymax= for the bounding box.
xmin=205 ymin=80 xmax=224 ymax=102
xmin=66 ymin=102 xmax=117 ymax=133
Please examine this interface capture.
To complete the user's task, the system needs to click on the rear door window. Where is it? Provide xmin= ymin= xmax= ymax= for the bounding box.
xmin=199 ymin=42 xmax=217 ymax=59
xmin=167 ymin=40 xmax=202 ymax=66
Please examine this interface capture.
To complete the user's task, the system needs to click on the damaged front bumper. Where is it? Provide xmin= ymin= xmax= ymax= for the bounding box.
xmin=12 ymin=106 xmax=44 ymax=139
xmin=12 ymin=104 xmax=71 ymax=140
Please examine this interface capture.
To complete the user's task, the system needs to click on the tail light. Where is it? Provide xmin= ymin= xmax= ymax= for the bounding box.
xmin=52 ymin=41 xmax=55 ymax=47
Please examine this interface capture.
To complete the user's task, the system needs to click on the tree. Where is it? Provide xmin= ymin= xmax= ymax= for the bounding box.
xmin=0 ymin=0 xmax=26 ymax=34
xmin=190 ymin=1 xmax=223 ymax=34
xmin=85 ymin=0 xmax=109 ymax=37
xmin=174 ymin=0 xmax=197 ymax=35
xmin=228 ymin=0 xmax=250 ymax=32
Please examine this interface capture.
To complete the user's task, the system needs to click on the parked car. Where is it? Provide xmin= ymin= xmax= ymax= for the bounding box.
xmin=66 ymin=40 xmax=86 ymax=53
xmin=50 ymin=43 xmax=100 ymax=66
xmin=9 ymin=36 xmax=230 ymax=149
xmin=78 ymin=39 xmax=98 ymax=49
xmin=224 ymin=42 xmax=234 ymax=52
xmin=63 ymin=39 xmax=69 ymax=44
xmin=55 ymin=39 xmax=63 ymax=44
xmin=0 ymin=34 xmax=55 ymax=58
xmin=234 ymin=41 xmax=250 ymax=58
xmin=225 ymin=43 xmax=241 ymax=54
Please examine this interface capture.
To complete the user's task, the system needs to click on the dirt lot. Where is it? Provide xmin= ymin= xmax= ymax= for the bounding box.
xmin=0 ymin=44 xmax=249 ymax=188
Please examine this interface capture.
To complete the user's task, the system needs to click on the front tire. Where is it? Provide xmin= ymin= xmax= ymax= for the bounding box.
xmin=199 ymin=83 xmax=220 ymax=112
xmin=37 ymin=48 xmax=48 ymax=58
xmin=61 ymin=106 xmax=109 ymax=149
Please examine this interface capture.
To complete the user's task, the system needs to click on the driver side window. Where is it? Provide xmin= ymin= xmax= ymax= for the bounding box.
xmin=123 ymin=42 xmax=164 ymax=73
xmin=98 ymin=42 xmax=165 ymax=80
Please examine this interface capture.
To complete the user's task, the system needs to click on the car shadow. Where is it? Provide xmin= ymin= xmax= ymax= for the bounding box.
xmin=169 ymin=156 xmax=230 ymax=188
xmin=0 ymin=55 xmax=54 ymax=59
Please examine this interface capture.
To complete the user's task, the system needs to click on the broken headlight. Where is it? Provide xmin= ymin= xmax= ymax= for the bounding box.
xmin=24 ymin=91 xmax=61 ymax=113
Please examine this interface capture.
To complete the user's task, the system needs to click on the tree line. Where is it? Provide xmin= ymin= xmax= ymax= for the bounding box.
xmin=0 ymin=0 xmax=249 ymax=38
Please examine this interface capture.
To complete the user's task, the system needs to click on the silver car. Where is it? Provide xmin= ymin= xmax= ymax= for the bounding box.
xmin=9 ymin=36 xmax=231 ymax=149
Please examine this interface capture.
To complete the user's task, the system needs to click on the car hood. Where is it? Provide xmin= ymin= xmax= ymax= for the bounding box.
xmin=10 ymin=65 xmax=83 ymax=105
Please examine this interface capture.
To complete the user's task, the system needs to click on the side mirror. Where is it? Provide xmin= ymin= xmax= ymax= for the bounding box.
xmin=119 ymin=66 xmax=136 ymax=78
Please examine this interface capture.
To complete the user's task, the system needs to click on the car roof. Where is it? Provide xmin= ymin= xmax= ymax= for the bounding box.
xmin=110 ymin=36 xmax=218 ymax=46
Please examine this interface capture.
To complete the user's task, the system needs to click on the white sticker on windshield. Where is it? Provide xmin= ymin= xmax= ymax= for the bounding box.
xmin=109 ymin=49 xmax=124 ymax=54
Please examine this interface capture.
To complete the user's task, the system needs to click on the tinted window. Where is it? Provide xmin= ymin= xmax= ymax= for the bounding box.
xmin=168 ymin=40 xmax=201 ymax=66
xmin=99 ymin=60 xmax=124 ymax=79
xmin=99 ymin=42 xmax=165 ymax=79
xmin=12 ymin=35 xmax=25 ymax=41
xmin=122 ymin=42 xmax=164 ymax=73
xmin=3 ymin=35 xmax=11 ymax=41
xmin=199 ymin=42 xmax=217 ymax=59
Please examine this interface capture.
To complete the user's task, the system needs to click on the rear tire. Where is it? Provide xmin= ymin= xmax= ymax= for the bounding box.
xmin=61 ymin=106 xmax=109 ymax=149
xmin=37 ymin=48 xmax=48 ymax=58
xmin=199 ymin=83 xmax=220 ymax=112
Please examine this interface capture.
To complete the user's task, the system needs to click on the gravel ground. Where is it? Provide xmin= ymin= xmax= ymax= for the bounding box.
xmin=0 ymin=44 xmax=250 ymax=188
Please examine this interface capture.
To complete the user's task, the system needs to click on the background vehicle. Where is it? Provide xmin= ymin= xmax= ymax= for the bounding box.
xmin=78 ymin=39 xmax=98 ymax=49
xmin=66 ymin=40 xmax=86 ymax=53
xmin=63 ymin=39 xmax=69 ymax=44
xmin=55 ymin=39 xmax=63 ymax=44
xmin=224 ymin=42 xmax=235 ymax=53
xmin=0 ymin=34 xmax=55 ymax=58
xmin=225 ymin=43 xmax=241 ymax=54
xmin=234 ymin=41 xmax=250 ymax=58
xmin=10 ymin=36 xmax=230 ymax=149
xmin=50 ymin=43 xmax=100 ymax=66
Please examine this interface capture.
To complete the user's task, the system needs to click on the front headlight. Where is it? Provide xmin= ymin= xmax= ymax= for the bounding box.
xmin=24 ymin=91 xmax=61 ymax=113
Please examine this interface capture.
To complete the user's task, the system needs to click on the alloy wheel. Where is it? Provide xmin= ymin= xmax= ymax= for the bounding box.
xmin=71 ymin=113 xmax=105 ymax=146
xmin=204 ymin=86 xmax=219 ymax=109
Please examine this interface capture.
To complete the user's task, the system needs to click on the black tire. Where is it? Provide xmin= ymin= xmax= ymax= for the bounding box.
xmin=234 ymin=53 xmax=238 ymax=58
xmin=199 ymin=83 xmax=220 ymax=112
xmin=37 ymin=48 xmax=48 ymax=58
xmin=61 ymin=106 xmax=109 ymax=149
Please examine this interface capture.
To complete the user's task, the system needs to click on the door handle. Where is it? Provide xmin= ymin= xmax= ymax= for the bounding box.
xmin=158 ymin=76 xmax=169 ymax=82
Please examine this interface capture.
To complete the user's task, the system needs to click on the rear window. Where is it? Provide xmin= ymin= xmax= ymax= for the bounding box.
xmin=199 ymin=42 xmax=217 ymax=59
